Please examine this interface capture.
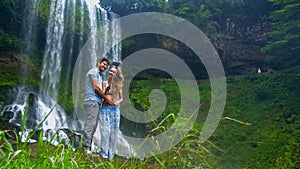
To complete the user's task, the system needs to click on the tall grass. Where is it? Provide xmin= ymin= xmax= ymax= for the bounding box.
xmin=0 ymin=129 xmax=215 ymax=169
xmin=3 ymin=67 xmax=298 ymax=168
xmin=0 ymin=99 xmax=216 ymax=169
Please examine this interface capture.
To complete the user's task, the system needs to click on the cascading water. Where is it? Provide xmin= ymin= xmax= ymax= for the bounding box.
xmin=110 ymin=12 xmax=122 ymax=62
xmin=37 ymin=0 xmax=80 ymax=138
xmin=78 ymin=0 xmax=132 ymax=155
xmin=1 ymin=89 xmax=78 ymax=145
xmin=1 ymin=0 xmax=131 ymax=156
xmin=85 ymin=0 xmax=101 ymax=67
xmin=1 ymin=0 xmax=78 ymax=144
xmin=21 ymin=0 xmax=40 ymax=54
xmin=41 ymin=0 xmax=66 ymax=100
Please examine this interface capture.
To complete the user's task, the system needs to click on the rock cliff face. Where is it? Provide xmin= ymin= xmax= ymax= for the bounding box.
xmin=214 ymin=36 xmax=267 ymax=74
xmin=0 ymin=52 xmax=28 ymax=106
xmin=0 ymin=51 xmax=39 ymax=79
xmin=157 ymin=34 xmax=269 ymax=77
xmin=213 ymin=16 xmax=272 ymax=74
xmin=158 ymin=16 xmax=272 ymax=76
xmin=0 ymin=51 xmax=24 ymax=87
xmin=0 ymin=17 xmax=272 ymax=80
xmin=0 ymin=51 xmax=24 ymax=70
xmin=0 ymin=51 xmax=41 ymax=85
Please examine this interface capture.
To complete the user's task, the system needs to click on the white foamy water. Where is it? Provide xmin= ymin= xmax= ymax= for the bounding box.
xmin=5 ymin=0 xmax=132 ymax=157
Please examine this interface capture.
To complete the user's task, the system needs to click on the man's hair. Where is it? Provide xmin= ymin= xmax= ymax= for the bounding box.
xmin=96 ymin=57 xmax=110 ymax=66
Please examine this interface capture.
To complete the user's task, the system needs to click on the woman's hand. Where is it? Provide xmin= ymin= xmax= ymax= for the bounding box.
xmin=114 ymin=99 xmax=123 ymax=105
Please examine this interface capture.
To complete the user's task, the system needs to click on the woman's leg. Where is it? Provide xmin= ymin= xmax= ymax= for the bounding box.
xmin=108 ymin=107 xmax=120 ymax=159
xmin=100 ymin=107 xmax=111 ymax=158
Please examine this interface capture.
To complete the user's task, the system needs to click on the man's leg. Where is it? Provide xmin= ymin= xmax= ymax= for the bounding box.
xmin=82 ymin=100 xmax=100 ymax=151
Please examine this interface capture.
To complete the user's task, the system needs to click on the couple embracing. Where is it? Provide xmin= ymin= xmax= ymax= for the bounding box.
xmin=81 ymin=58 xmax=124 ymax=159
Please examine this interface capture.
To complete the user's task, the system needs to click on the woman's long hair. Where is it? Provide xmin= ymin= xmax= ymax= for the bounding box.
xmin=111 ymin=68 xmax=124 ymax=98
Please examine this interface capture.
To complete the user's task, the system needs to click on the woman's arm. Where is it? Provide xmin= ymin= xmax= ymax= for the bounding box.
xmin=115 ymin=84 xmax=123 ymax=105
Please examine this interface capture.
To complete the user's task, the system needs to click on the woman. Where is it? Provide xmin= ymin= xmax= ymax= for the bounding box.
xmin=99 ymin=66 xmax=124 ymax=159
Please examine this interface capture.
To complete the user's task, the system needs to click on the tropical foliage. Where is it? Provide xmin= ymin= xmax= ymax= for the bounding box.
xmin=0 ymin=0 xmax=24 ymax=50
xmin=1 ymin=66 xmax=300 ymax=168
xmin=261 ymin=0 xmax=300 ymax=68
xmin=1 ymin=0 xmax=297 ymax=68
xmin=1 ymin=0 xmax=300 ymax=168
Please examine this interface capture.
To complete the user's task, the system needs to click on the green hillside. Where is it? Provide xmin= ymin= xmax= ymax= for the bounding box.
xmin=210 ymin=66 xmax=300 ymax=168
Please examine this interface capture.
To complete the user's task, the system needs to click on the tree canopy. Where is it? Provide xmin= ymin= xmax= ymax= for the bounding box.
xmin=0 ymin=0 xmax=299 ymax=69
xmin=0 ymin=0 xmax=24 ymax=50
xmin=261 ymin=0 xmax=300 ymax=68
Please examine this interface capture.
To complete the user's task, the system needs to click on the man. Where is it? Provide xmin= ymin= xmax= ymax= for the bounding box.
xmin=82 ymin=57 xmax=115 ymax=155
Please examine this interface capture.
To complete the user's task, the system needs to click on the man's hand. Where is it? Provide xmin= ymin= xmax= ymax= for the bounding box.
xmin=105 ymin=96 xmax=115 ymax=106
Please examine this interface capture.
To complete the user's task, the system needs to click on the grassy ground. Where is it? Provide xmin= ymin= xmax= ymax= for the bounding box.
xmin=0 ymin=66 xmax=299 ymax=168
xmin=209 ymin=66 xmax=300 ymax=168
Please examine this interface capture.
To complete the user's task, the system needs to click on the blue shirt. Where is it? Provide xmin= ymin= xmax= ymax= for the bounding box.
xmin=84 ymin=68 xmax=103 ymax=104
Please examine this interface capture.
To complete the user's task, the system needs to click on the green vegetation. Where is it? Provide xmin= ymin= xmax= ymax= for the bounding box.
xmin=0 ymin=0 xmax=24 ymax=50
xmin=0 ymin=29 xmax=23 ymax=50
xmin=0 ymin=0 xmax=298 ymax=73
xmin=0 ymin=128 xmax=215 ymax=169
xmin=1 ymin=67 xmax=299 ymax=168
xmin=261 ymin=0 xmax=300 ymax=69
xmin=0 ymin=0 xmax=24 ymax=32
xmin=210 ymin=66 xmax=300 ymax=168
xmin=0 ymin=0 xmax=299 ymax=168
xmin=0 ymin=71 xmax=18 ymax=86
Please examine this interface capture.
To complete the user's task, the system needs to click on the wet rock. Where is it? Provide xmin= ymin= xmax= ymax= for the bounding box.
xmin=26 ymin=92 xmax=38 ymax=129
xmin=1 ymin=110 xmax=14 ymax=122
xmin=57 ymin=128 xmax=82 ymax=149
xmin=296 ymin=162 xmax=300 ymax=169
xmin=0 ymin=120 xmax=21 ymax=140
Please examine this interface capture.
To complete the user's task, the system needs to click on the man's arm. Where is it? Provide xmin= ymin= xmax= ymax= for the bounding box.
xmin=91 ymin=77 xmax=115 ymax=105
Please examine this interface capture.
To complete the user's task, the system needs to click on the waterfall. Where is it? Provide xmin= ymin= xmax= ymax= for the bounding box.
xmin=36 ymin=0 xmax=80 ymax=140
xmin=83 ymin=0 xmax=122 ymax=64
xmin=82 ymin=0 xmax=124 ymax=153
xmin=0 ymin=87 xmax=79 ymax=144
xmin=21 ymin=0 xmax=41 ymax=54
xmin=61 ymin=0 xmax=77 ymax=105
xmin=85 ymin=0 xmax=100 ymax=67
xmin=110 ymin=12 xmax=122 ymax=62
xmin=40 ymin=0 xmax=66 ymax=100
xmin=79 ymin=0 xmax=86 ymax=49
xmin=19 ymin=0 xmax=41 ymax=86
xmin=99 ymin=8 xmax=121 ymax=62
xmin=2 ymin=0 xmax=126 ymax=153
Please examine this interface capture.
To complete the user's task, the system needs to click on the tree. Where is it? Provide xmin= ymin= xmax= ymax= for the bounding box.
xmin=261 ymin=0 xmax=300 ymax=68
xmin=0 ymin=0 xmax=24 ymax=50
xmin=0 ymin=0 xmax=24 ymax=33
